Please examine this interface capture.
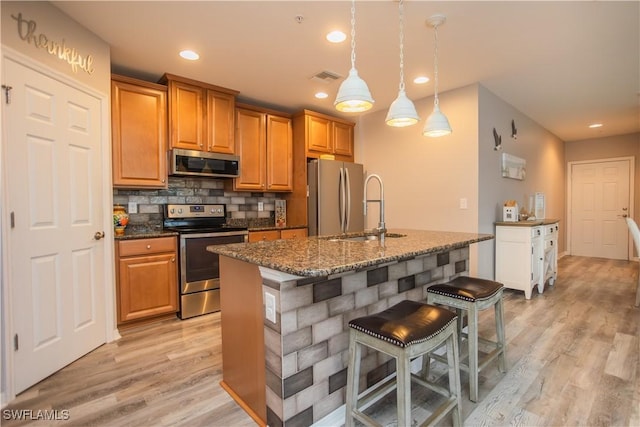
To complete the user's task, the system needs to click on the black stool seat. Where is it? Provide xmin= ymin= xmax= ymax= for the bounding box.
xmin=346 ymin=299 xmax=463 ymax=426
xmin=348 ymin=300 xmax=457 ymax=348
xmin=428 ymin=276 xmax=503 ymax=302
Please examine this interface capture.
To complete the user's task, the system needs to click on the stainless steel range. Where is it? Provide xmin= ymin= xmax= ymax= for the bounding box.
xmin=163 ymin=204 xmax=247 ymax=319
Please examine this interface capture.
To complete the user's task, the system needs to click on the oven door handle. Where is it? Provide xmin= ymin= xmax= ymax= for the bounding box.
xmin=178 ymin=230 xmax=248 ymax=239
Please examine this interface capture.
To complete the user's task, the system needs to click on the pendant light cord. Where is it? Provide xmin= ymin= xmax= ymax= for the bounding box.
xmin=350 ymin=0 xmax=356 ymax=69
xmin=433 ymin=23 xmax=440 ymax=106
xmin=398 ymin=0 xmax=406 ymax=92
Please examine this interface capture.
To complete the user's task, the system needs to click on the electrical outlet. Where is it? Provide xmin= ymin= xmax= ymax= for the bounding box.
xmin=459 ymin=198 xmax=468 ymax=210
xmin=128 ymin=202 xmax=138 ymax=214
xmin=258 ymin=202 xmax=264 ymax=212
xmin=265 ymin=292 xmax=276 ymax=323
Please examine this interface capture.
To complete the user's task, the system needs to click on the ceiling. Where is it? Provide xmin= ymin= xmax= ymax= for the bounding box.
xmin=52 ymin=1 xmax=639 ymax=142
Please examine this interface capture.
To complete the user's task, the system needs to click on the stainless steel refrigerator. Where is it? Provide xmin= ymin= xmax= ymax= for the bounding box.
xmin=307 ymin=159 xmax=364 ymax=236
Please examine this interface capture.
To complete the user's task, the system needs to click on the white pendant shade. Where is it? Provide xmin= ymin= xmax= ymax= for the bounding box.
xmin=385 ymin=90 xmax=419 ymax=127
xmin=423 ymin=102 xmax=452 ymax=137
xmin=423 ymin=14 xmax=451 ymax=137
xmin=334 ymin=68 xmax=374 ymax=113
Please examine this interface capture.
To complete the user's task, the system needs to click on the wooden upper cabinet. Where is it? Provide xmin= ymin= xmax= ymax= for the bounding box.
xmin=233 ymin=104 xmax=292 ymax=192
xmin=332 ymin=120 xmax=354 ymax=158
xmin=294 ymin=109 xmax=355 ymax=161
xmin=306 ymin=114 xmax=332 ymax=153
xmin=234 ymin=108 xmax=266 ymax=191
xmin=207 ymin=90 xmax=236 ymax=154
xmin=160 ymin=73 xmax=239 ymax=154
xmin=170 ymin=81 xmax=205 ymax=151
xmin=111 ymin=74 xmax=168 ymax=188
xmin=266 ymin=114 xmax=293 ymax=191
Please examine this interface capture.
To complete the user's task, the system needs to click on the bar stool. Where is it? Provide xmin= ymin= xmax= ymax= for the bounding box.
xmin=345 ymin=300 xmax=462 ymax=427
xmin=426 ymin=276 xmax=507 ymax=402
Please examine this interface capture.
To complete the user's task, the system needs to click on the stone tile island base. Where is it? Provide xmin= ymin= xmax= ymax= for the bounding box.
xmin=219 ymin=246 xmax=470 ymax=427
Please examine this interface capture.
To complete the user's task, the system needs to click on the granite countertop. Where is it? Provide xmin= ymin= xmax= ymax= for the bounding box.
xmin=248 ymin=225 xmax=308 ymax=232
xmin=114 ymin=228 xmax=178 ymax=240
xmin=208 ymin=229 xmax=493 ymax=277
xmin=494 ymin=218 xmax=560 ymax=227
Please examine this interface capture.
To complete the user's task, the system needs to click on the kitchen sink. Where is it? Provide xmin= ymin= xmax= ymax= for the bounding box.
xmin=329 ymin=233 xmax=407 ymax=242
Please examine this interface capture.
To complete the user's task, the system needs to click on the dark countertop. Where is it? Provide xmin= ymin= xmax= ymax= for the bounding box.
xmin=114 ymin=229 xmax=178 ymax=240
xmin=114 ymin=224 xmax=306 ymax=240
xmin=248 ymin=225 xmax=307 ymax=232
xmin=494 ymin=219 xmax=560 ymax=227
xmin=208 ymin=229 xmax=493 ymax=277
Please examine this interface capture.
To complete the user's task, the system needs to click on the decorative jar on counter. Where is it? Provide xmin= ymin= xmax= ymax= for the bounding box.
xmin=113 ymin=205 xmax=129 ymax=236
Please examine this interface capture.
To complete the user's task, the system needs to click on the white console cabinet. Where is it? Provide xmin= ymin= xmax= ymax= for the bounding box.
xmin=495 ymin=221 xmax=559 ymax=299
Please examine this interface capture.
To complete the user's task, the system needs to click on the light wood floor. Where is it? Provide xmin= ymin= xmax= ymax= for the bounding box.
xmin=3 ymin=256 xmax=639 ymax=426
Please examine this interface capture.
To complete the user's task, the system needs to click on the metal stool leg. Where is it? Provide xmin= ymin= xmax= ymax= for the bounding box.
xmin=495 ymin=294 xmax=507 ymax=373
xmin=345 ymin=332 xmax=361 ymax=427
xmin=468 ymin=302 xmax=479 ymax=402
xmin=397 ymin=353 xmax=412 ymax=426
xmin=446 ymin=332 xmax=463 ymax=427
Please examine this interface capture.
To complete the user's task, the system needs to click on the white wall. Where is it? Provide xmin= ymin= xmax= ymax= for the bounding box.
xmin=1 ymin=1 xmax=111 ymax=95
xmin=355 ymin=84 xmax=484 ymax=274
xmin=565 ymin=132 xmax=640 ymax=218
xmin=477 ymin=85 xmax=565 ymax=278
xmin=354 ymin=83 xmax=565 ymax=280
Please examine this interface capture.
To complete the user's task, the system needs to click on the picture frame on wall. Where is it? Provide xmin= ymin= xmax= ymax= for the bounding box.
xmin=501 ymin=153 xmax=526 ymax=180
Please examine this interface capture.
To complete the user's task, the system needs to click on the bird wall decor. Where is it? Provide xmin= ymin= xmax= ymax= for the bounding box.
xmin=493 ymin=127 xmax=502 ymax=151
xmin=511 ymin=119 xmax=518 ymax=139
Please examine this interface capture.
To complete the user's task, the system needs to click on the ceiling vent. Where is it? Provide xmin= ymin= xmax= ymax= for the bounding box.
xmin=310 ymin=70 xmax=341 ymax=84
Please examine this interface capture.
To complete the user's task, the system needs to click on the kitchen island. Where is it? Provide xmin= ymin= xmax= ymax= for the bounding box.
xmin=209 ymin=229 xmax=493 ymax=427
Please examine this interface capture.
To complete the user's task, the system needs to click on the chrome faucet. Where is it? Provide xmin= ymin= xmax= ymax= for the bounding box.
xmin=364 ymin=174 xmax=386 ymax=243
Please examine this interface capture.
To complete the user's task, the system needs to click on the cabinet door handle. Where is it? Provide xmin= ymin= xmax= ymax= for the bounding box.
xmin=171 ymin=258 xmax=175 ymax=262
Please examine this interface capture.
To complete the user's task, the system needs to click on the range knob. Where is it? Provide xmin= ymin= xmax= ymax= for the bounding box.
xmin=170 ymin=208 xmax=175 ymax=214
xmin=178 ymin=208 xmax=183 ymax=214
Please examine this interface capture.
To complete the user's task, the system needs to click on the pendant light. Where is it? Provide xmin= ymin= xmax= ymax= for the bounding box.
xmin=423 ymin=14 xmax=452 ymax=137
xmin=334 ymin=0 xmax=374 ymax=113
xmin=385 ymin=0 xmax=419 ymax=127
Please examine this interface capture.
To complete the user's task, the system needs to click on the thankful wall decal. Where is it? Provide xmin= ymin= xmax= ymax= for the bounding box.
xmin=11 ymin=12 xmax=94 ymax=75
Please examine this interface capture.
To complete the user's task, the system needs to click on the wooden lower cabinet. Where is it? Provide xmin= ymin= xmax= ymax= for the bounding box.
xmin=116 ymin=236 xmax=178 ymax=324
xmin=280 ymin=228 xmax=307 ymax=240
xmin=248 ymin=227 xmax=307 ymax=243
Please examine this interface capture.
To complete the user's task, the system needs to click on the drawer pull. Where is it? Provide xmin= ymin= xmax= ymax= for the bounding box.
xmin=146 ymin=245 xmax=151 ymax=249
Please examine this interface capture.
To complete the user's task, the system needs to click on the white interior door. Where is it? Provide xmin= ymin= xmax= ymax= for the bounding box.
xmin=4 ymin=57 xmax=107 ymax=393
xmin=570 ymin=159 xmax=631 ymax=259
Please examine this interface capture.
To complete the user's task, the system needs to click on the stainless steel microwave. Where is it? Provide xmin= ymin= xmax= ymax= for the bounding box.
xmin=169 ymin=149 xmax=240 ymax=178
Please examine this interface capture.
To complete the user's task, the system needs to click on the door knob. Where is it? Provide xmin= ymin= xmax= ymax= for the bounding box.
xmin=94 ymin=231 xmax=105 ymax=240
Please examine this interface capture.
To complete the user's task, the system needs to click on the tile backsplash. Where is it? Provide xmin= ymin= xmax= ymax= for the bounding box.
xmin=113 ymin=177 xmax=280 ymax=231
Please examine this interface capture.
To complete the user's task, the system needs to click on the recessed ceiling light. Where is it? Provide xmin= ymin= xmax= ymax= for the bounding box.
xmin=326 ymin=30 xmax=347 ymax=43
xmin=413 ymin=76 xmax=430 ymax=84
xmin=315 ymin=92 xmax=329 ymax=99
xmin=589 ymin=123 xmax=603 ymax=128
xmin=179 ymin=50 xmax=200 ymax=60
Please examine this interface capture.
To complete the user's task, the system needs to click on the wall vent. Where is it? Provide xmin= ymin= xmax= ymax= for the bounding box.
xmin=310 ymin=70 xmax=341 ymax=84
